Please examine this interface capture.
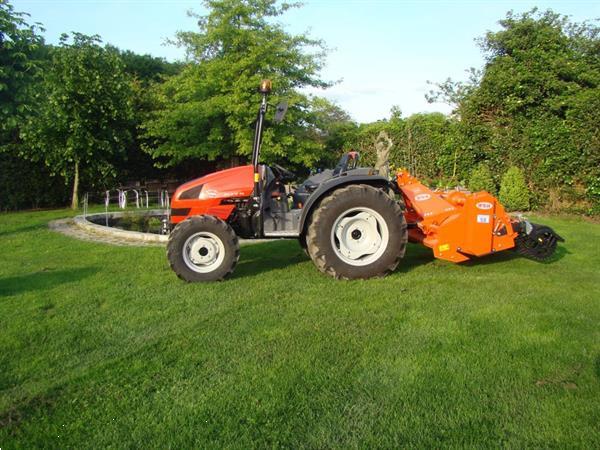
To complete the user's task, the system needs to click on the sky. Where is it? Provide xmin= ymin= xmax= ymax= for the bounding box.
xmin=16 ymin=0 xmax=600 ymax=123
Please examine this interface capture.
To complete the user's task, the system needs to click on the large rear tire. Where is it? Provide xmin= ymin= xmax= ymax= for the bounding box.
xmin=167 ymin=215 xmax=239 ymax=282
xmin=306 ymin=184 xmax=407 ymax=279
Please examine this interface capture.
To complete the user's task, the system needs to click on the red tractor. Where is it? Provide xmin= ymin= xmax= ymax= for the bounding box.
xmin=167 ymin=80 xmax=562 ymax=282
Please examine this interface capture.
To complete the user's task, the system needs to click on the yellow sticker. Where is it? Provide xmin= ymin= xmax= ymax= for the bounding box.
xmin=254 ymin=173 xmax=260 ymax=182
xmin=438 ymin=244 xmax=450 ymax=252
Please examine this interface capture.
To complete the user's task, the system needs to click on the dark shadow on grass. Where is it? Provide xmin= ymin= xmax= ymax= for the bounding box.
xmin=546 ymin=243 xmax=569 ymax=262
xmin=0 ymin=223 xmax=45 ymax=238
xmin=0 ymin=386 xmax=64 ymax=431
xmin=229 ymin=238 xmax=568 ymax=279
xmin=233 ymin=240 xmax=437 ymax=279
xmin=462 ymin=249 xmax=520 ymax=267
xmin=232 ymin=239 xmax=307 ymax=279
xmin=463 ymin=242 xmax=568 ymax=267
xmin=0 ymin=267 xmax=98 ymax=297
xmin=395 ymin=243 xmax=436 ymax=273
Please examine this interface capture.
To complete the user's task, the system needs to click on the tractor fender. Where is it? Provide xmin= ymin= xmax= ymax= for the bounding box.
xmin=298 ymin=174 xmax=392 ymax=235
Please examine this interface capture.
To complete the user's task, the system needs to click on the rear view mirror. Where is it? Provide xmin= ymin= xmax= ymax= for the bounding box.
xmin=274 ymin=101 xmax=288 ymax=123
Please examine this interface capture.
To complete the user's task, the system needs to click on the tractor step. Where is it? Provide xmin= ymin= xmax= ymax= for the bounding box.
xmin=263 ymin=230 xmax=299 ymax=237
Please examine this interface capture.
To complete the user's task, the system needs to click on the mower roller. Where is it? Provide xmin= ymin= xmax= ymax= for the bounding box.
xmin=166 ymin=80 xmax=563 ymax=282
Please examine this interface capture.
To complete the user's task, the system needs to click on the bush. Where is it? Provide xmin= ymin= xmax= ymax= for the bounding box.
xmin=468 ymin=163 xmax=496 ymax=194
xmin=499 ymin=166 xmax=530 ymax=211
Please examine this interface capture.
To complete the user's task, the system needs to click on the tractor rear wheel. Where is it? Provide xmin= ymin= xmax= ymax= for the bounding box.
xmin=167 ymin=215 xmax=239 ymax=282
xmin=306 ymin=184 xmax=407 ymax=279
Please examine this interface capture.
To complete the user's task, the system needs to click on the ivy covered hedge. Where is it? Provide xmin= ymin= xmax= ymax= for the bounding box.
xmin=340 ymin=10 xmax=600 ymax=214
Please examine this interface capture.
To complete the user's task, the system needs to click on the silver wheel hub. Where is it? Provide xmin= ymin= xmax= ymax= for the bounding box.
xmin=331 ymin=207 xmax=389 ymax=266
xmin=183 ymin=232 xmax=225 ymax=273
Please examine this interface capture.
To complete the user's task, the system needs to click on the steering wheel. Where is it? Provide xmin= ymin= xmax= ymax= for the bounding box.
xmin=271 ymin=163 xmax=295 ymax=182
xmin=333 ymin=151 xmax=360 ymax=176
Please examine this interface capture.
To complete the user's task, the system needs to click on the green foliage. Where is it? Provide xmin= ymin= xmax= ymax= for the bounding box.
xmin=21 ymin=33 xmax=134 ymax=207
xmin=342 ymin=119 xmax=391 ymax=168
xmin=306 ymin=96 xmax=357 ymax=169
xmin=430 ymin=9 xmax=600 ymax=212
xmin=0 ymin=1 xmax=68 ymax=210
xmin=142 ymin=0 xmax=331 ymax=168
xmin=113 ymin=51 xmax=184 ymax=183
xmin=341 ymin=111 xmax=458 ymax=184
xmin=499 ymin=166 xmax=530 ymax=211
xmin=0 ymin=153 xmax=68 ymax=210
xmin=402 ymin=113 xmax=454 ymax=181
xmin=468 ymin=163 xmax=496 ymax=194
xmin=0 ymin=0 xmax=45 ymax=150
xmin=112 ymin=48 xmax=183 ymax=85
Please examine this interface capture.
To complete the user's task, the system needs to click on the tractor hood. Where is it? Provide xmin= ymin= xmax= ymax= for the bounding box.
xmin=174 ymin=164 xmax=254 ymax=201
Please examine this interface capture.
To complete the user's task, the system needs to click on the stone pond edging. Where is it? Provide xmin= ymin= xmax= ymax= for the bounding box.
xmin=74 ymin=211 xmax=168 ymax=244
xmin=48 ymin=211 xmax=273 ymax=247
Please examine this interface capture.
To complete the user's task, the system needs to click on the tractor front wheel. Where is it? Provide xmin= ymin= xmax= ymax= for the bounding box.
xmin=306 ymin=184 xmax=407 ymax=279
xmin=167 ymin=215 xmax=240 ymax=282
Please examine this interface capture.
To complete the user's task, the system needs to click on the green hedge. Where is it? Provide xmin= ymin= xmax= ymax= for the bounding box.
xmin=0 ymin=154 xmax=69 ymax=211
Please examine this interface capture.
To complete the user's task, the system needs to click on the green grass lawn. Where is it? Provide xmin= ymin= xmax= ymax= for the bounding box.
xmin=1 ymin=210 xmax=599 ymax=448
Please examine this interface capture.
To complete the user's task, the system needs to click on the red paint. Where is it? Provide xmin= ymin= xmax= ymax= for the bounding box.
xmin=170 ymin=165 xmax=254 ymax=224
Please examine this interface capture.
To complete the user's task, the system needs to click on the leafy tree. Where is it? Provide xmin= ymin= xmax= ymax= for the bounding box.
xmin=499 ymin=166 xmax=530 ymax=211
xmin=21 ymin=33 xmax=134 ymax=209
xmin=429 ymin=9 xmax=600 ymax=212
xmin=110 ymin=48 xmax=184 ymax=183
xmin=142 ymin=0 xmax=330 ymax=169
xmin=468 ymin=163 xmax=496 ymax=194
xmin=426 ymin=67 xmax=481 ymax=113
xmin=303 ymin=96 xmax=357 ymax=168
xmin=112 ymin=48 xmax=183 ymax=84
xmin=0 ymin=0 xmax=44 ymax=151
xmin=0 ymin=0 xmax=69 ymax=210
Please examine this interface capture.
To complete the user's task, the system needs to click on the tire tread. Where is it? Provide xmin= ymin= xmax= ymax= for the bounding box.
xmin=167 ymin=215 xmax=239 ymax=282
xmin=305 ymin=184 xmax=407 ymax=280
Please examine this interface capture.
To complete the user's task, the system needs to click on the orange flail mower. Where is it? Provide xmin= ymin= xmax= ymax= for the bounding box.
xmin=166 ymin=80 xmax=563 ymax=282
xmin=397 ymin=169 xmax=520 ymax=263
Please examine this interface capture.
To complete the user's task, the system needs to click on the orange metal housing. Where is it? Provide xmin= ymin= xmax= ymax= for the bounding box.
xmin=170 ymin=165 xmax=254 ymax=224
xmin=396 ymin=169 xmax=517 ymax=262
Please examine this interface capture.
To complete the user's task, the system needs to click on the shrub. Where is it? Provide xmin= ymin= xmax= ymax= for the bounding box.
xmin=499 ymin=166 xmax=530 ymax=211
xmin=468 ymin=163 xmax=496 ymax=194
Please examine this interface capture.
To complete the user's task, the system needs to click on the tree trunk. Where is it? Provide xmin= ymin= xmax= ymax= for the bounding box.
xmin=71 ymin=160 xmax=79 ymax=210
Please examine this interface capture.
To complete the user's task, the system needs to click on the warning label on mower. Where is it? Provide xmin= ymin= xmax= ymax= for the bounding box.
xmin=477 ymin=214 xmax=491 ymax=224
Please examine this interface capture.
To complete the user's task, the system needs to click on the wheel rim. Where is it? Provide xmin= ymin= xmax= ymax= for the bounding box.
xmin=182 ymin=231 xmax=226 ymax=273
xmin=330 ymin=207 xmax=389 ymax=266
